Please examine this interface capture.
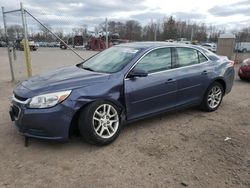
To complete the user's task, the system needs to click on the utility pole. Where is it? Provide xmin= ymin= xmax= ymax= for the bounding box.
xmin=105 ymin=17 xmax=108 ymax=49
xmin=2 ymin=6 xmax=15 ymax=81
xmin=154 ymin=22 xmax=157 ymax=41
xmin=191 ymin=27 xmax=194 ymax=42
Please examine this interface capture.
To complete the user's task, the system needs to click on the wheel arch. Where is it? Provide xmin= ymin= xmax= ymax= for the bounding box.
xmin=68 ymin=98 xmax=125 ymax=138
xmin=211 ymin=78 xmax=226 ymax=94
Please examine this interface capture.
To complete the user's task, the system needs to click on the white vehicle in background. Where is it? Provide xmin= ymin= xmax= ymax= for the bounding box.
xmin=235 ymin=42 xmax=250 ymax=53
xmin=177 ymin=38 xmax=191 ymax=45
xmin=178 ymin=40 xmax=191 ymax=45
xmin=201 ymin=43 xmax=217 ymax=53
xmin=165 ymin=39 xmax=175 ymax=43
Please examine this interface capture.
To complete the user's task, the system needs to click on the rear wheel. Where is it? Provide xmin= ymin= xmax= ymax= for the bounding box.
xmin=201 ymin=82 xmax=224 ymax=112
xmin=239 ymin=76 xmax=246 ymax=81
xmin=78 ymin=101 xmax=121 ymax=145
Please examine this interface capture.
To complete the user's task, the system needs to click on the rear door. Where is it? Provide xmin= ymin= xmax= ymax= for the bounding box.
xmin=173 ymin=47 xmax=211 ymax=106
xmin=124 ymin=47 xmax=177 ymax=120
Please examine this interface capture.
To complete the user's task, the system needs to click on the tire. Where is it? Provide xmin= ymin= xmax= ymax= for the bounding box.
xmin=200 ymin=82 xmax=224 ymax=112
xmin=239 ymin=76 xmax=246 ymax=81
xmin=243 ymin=49 xmax=247 ymax=53
xmin=78 ymin=100 xmax=122 ymax=145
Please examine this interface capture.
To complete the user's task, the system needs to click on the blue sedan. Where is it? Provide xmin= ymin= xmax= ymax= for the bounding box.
xmin=9 ymin=42 xmax=235 ymax=145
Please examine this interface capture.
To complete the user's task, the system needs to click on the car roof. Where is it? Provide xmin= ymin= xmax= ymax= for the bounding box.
xmin=118 ymin=41 xmax=197 ymax=49
xmin=118 ymin=41 xmax=220 ymax=61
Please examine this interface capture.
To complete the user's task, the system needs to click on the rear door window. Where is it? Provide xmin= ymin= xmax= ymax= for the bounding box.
xmin=176 ymin=47 xmax=199 ymax=67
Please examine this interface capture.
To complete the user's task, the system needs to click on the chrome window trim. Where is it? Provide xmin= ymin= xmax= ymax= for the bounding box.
xmin=124 ymin=46 xmax=210 ymax=80
xmin=148 ymin=61 xmax=210 ymax=76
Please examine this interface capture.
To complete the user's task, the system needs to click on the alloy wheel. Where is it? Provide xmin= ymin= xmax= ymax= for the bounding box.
xmin=92 ymin=104 xmax=119 ymax=139
xmin=207 ymin=86 xmax=222 ymax=109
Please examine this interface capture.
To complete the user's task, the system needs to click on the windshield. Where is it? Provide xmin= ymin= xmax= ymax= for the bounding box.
xmin=81 ymin=46 xmax=140 ymax=73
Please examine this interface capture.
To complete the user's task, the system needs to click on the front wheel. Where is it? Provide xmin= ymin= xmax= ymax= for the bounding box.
xmin=78 ymin=101 xmax=121 ymax=145
xmin=200 ymin=82 xmax=224 ymax=112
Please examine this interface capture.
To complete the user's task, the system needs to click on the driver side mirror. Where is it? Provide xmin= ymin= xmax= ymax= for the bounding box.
xmin=128 ymin=68 xmax=148 ymax=78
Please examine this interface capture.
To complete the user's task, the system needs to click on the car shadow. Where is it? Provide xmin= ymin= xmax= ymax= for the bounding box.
xmin=122 ymin=107 xmax=201 ymax=131
xmin=19 ymin=107 xmax=201 ymax=149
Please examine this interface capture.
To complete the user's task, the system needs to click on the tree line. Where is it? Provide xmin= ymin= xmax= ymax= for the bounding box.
xmin=98 ymin=17 xmax=250 ymax=43
xmin=0 ymin=16 xmax=250 ymax=43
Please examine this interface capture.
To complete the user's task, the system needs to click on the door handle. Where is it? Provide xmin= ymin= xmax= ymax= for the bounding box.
xmin=201 ymin=70 xmax=208 ymax=75
xmin=165 ymin=78 xmax=175 ymax=84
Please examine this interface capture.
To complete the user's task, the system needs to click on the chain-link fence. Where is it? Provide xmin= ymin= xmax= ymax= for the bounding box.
xmin=1 ymin=3 xmax=250 ymax=82
xmin=1 ymin=7 xmax=26 ymax=81
xmin=233 ymin=31 xmax=250 ymax=64
xmin=1 ymin=3 xmax=97 ymax=82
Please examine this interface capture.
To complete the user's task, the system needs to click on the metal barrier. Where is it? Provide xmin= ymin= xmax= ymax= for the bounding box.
xmin=1 ymin=2 xmax=84 ymax=82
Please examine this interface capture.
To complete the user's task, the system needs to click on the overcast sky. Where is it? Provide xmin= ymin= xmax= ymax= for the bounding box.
xmin=0 ymin=0 xmax=250 ymax=32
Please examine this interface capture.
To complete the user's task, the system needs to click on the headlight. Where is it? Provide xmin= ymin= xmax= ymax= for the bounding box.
xmin=28 ymin=90 xmax=71 ymax=108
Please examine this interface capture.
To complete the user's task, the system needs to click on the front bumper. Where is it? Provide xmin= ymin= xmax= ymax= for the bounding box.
xmin=9 ymin=100 xmax=75 ymax=141
xmin=238 ymin=67 xmax=250 ymax=79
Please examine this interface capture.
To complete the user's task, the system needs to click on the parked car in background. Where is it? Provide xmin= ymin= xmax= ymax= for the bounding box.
xmin=9 ymin=42 xmax=235 ymax=145
xmin=178 ymin=40 xmax=191 ymax=45
xmin=37 ymin=42 xmax=48 ymax=47
xmin=16 ymin=39 xmax=38 ymax=51
xmin=34 ymin=42 xmax=40 ymax=48
xmin=201 ymin=43 xmax=217 ymax=53
xmin=60 ymin=41 xmax=67 ymax=49
xmin=47 ymin=42 xmax=59 ymax=47
xmin=238 ymin=58 xmax=250 ymax=80
xmin=235 ymin=42 xmax=250 ymax=53
xmin=0 ymin=41 xmax=7 ymax=47
xmin=165 ymin=39 xmax=175 ymax=43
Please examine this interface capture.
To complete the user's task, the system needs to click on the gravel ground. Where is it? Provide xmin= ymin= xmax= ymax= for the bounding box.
xmin=0 ymin=48 xmax=249 ymax=188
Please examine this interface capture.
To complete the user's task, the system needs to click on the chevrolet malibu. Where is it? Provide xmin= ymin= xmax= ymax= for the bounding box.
xmin=9 ymin=42 xmax=235 ymax=145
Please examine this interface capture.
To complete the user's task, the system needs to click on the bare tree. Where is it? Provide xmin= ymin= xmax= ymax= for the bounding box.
xmin=237 ymin=27 xmax=250 ymax=42
xmin=162 ymin=16 xmax=178 ymax=40
xmin=72 ymin=27 xmax=84 ymax=36
xmin=142 ymin=21 xmax=156 ymax=41
xmin=39 ymin=23 xmax=53 ymax=41
xmin=54 ymin=28 xmax=64 ymax=39
xmin=125 ymin=20 xmax=142 ymax=41
xmin=7 ymin=25 xmax=23 ymax=40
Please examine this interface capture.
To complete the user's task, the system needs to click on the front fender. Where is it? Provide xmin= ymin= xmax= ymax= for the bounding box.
xmin=67 ymin=77 xmax=125 ymax=112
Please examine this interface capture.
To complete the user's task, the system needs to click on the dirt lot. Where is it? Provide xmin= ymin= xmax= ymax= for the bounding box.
xmin=0 ymin=48 xmax=249 ymax=188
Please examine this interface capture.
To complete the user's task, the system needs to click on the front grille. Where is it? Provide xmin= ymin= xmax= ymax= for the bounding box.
xmin=14 ymin=94 xmax=28 ymax=101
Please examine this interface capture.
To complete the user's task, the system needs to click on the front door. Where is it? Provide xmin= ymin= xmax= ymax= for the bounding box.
xmin=124 ymin=47 xmax=177 ymax=120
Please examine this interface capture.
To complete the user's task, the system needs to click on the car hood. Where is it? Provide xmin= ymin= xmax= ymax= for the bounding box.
xmin=14 ymin=65 xmax=110 ymax=98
